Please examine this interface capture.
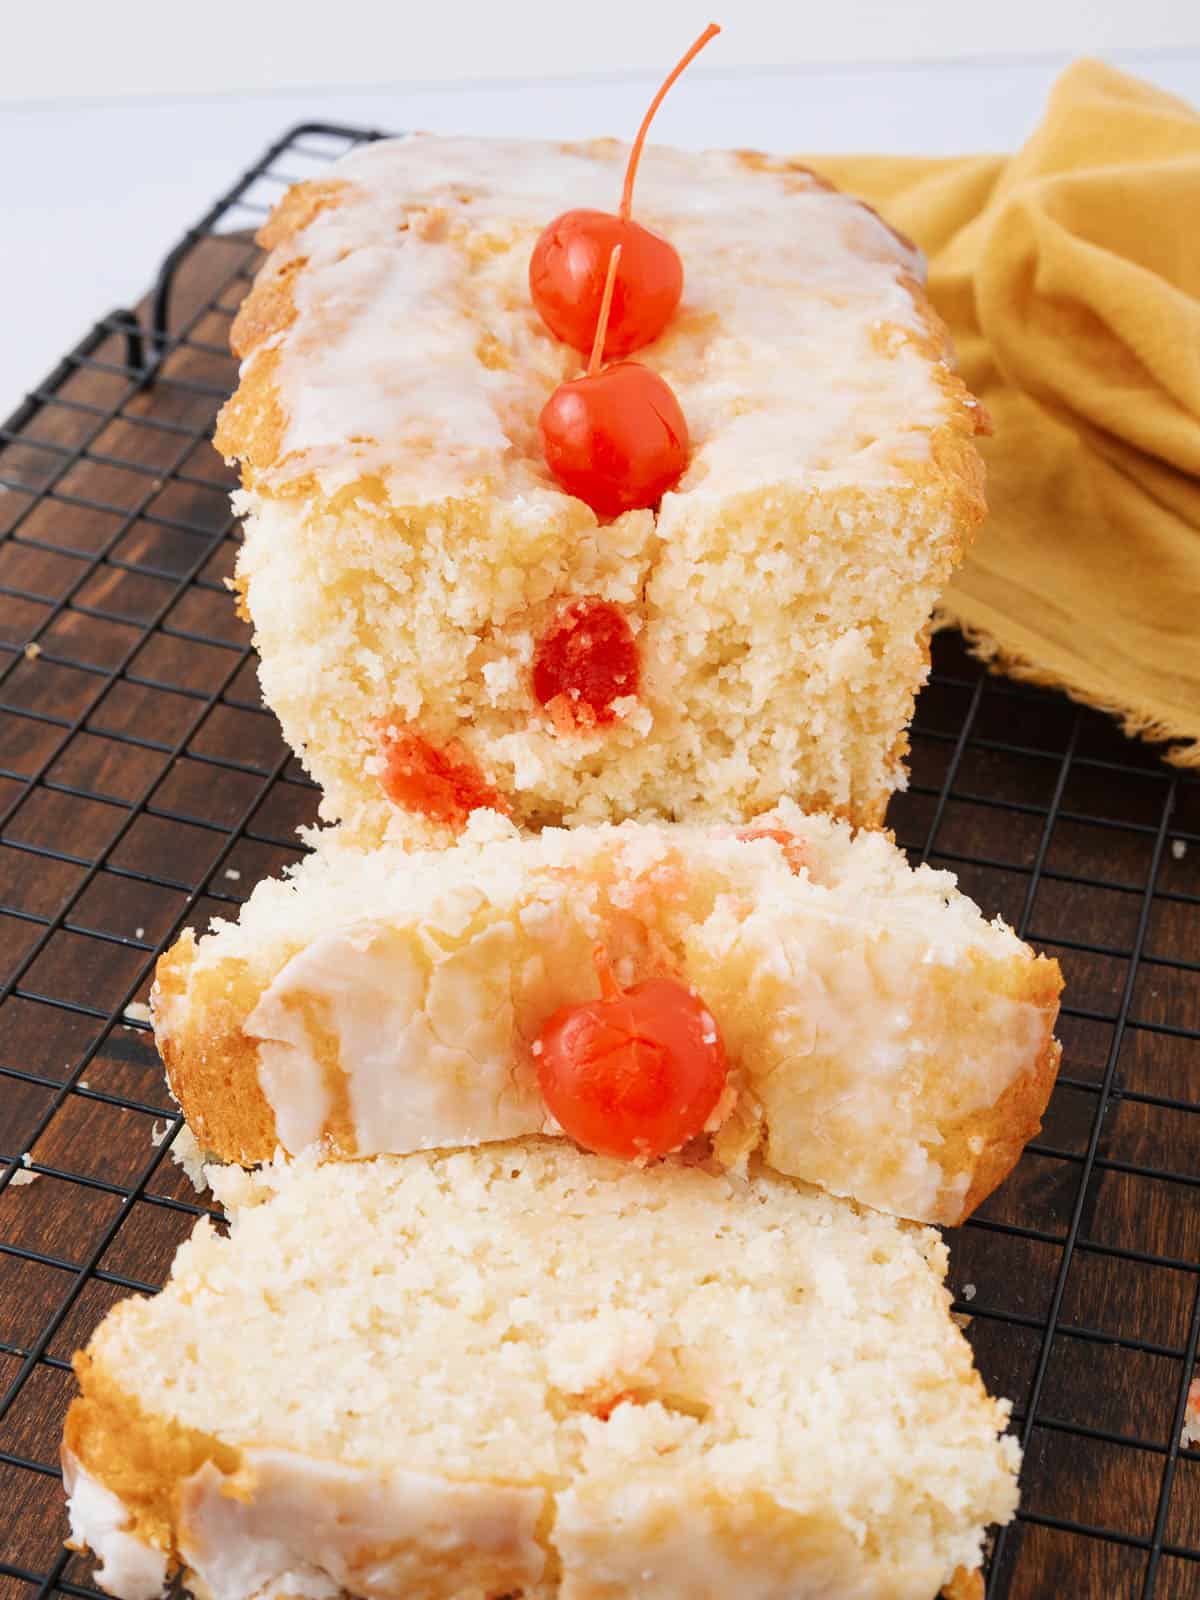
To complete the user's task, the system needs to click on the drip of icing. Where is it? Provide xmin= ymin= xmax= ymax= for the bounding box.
xmin=63 ymin=1455 xmax=169 ymax=1600
xmin=177 ymin=1451 xmax=546 ymax=1600
xmin=244 ymin=137 xmax=944 ymax=508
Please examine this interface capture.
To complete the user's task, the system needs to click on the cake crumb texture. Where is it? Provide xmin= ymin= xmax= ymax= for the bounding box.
xmin=214 ymin=135 xmax=987 ymax=845
xmin=65 ymin=1143 xmax=1019 ymax=1600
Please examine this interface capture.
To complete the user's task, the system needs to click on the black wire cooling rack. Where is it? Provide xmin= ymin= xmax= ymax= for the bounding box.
xmin=0 ymin=122 xmax=1198 ymax=1600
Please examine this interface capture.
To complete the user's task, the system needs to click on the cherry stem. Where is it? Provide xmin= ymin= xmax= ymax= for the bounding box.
xmin=619 ymin=22 xmax=721 ymax=222
xmin=592 ymin=944 xmax=623 ymax=1002
xmin=588 ymin=243 xmax=622 ymax=376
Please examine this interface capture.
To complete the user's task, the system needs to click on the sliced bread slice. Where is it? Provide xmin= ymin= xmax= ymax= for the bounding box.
xmin=65 ymin=1142 xmax=1017 ymax=1600
xmin=153 ymin=803 xmax=1061 ymax=1225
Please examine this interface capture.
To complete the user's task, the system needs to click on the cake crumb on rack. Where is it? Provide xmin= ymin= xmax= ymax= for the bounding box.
xmin=10 ymin=1153 xmax=38 ymax=1187
xmin=224 ymin=868 xmax=241 ymax=881
xmin=23 ymin=641 xmax=41 ymax=660
xmin=1172 ymin=839 xmax=1188 ymax=861
xmin=962 ymin=1283 xmax=977 ymax=1302
xmin=1183 ymin=1378 xmax=1200 ymax=1449
xmin=123 ymin=1001 xmax=152 ymax=1025
xmin=170 ymin=1124 xmax=210 ymax=1192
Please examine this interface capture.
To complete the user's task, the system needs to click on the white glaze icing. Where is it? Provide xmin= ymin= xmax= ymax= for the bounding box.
xmin=245 ymin=135 xmax=946 ymax=507
xmin=62 ymin=1452 xmax=168 ymax=1600
xmin=253 ymin=1031 xmax=330 ymax=1155
xmin=246 ymin=917 xmax=545 ymax=1156
xmin=177 ymin=1448 xmax=545 ymax=1600
xmin=238 ymin=867 xmax=1047 ymax=1223
xmin=687 ymin=902 xmax=1050 ymax=1219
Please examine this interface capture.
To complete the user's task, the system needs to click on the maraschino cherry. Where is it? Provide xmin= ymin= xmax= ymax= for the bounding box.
xmin=534 ymin=945 xmax=729 ymax=1162
xmin=530 ymin=23 xmax=720 ymax=360
xmin=532 ymin=595 xmax=640 ymax=729
xmin=378 ymin=725 xmax=509 ymax=827
xmin=539 ymin=243 xmax=689 ymax=516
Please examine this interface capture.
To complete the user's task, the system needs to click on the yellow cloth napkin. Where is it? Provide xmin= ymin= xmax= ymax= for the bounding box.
xmin=816 ymin=59 xmax=1200 ymax=764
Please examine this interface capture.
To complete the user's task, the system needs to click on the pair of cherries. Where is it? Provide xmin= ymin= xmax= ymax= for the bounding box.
xmin=532 ymin=24 xmax=719 ymax=517
xmin=389 ymin=27 xmax=731 ymax=1168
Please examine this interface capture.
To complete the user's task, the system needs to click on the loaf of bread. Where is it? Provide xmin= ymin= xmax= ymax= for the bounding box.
xmin=64 ymin=1142 xmax=1017 ymax=1600
xmin=153 ymin=804 xmax=1060 ymax=1225
xmin=214 ymin=134 xmax=987 ymax=847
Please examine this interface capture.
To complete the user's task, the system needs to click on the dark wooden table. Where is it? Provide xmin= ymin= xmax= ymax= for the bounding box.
xmin=1 ymin=141 xmax=1198 ymax=1599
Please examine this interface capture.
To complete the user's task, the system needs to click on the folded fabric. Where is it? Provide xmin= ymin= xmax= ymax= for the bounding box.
xmin=816 ymin=59 xmax=1200 ymax=763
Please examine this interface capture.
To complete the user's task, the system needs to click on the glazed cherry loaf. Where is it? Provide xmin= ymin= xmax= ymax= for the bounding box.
xmin=152 ymin=805 xmax=1061 ymax=1226
xmin=64 ymin=1143 xmax=1017 ymax=1600
xmin=215 ymin=134 xmax=988 ymax=846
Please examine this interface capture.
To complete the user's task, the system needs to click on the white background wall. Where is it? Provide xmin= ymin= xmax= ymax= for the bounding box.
xmin=3 ymin=1 xmax=1198 ymax=414
xmin=3 ymin=0 xmax=1199 ymax=101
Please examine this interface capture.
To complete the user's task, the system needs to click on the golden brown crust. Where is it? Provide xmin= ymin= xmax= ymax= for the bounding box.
xmin=929 ymin=952 xmax=1063 ymax=1225
xmin=64 ymin=1351 xmax=242 ymax=1559
xmin=256 ymin=177 xmax=353 ymax=255
xmin=218 ymin=178 xmax=366 ymax=481
xmin=154 ymin=937 xmax=280 ymax=1164
xmin=732 ymin=149 xmax=837 ymax=193
xmin=229 ymin=257 xmax=302 ymax=361
xmin=893 ymin=269 xmax=990 ymax=561
xmin=228 ymin=180 xmax=355 ymax=364
xmin=295 ymin=991 xmax=360 ymax=1155
xmin=962 ymin=1029 xmax=1062 ymax=1217
xmin=943 ymin=1567 xmax=986 ymax=1600
xmin=213 ymin=341 xmax=293 ymax=488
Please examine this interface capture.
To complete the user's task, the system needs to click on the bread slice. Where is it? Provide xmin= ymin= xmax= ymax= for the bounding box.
xmin=153 ymin=803 xmax=1061 ymax=1226
xmin=214 ymin=134 xmax=987 ymax=848
xmin=64 ymin=1142 xmax=1018 ymax=1600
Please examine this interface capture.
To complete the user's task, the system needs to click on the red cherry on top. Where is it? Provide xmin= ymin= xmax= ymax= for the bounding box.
xmin=540 ymin=360 xmax=689 ymax=517
xmin=539 ymin=243 xmax=689 ymax=516
xmin=529 ymin=23 xmax=720 ymax=360
xmin=531 ymin=210 xmax=682 ymax=364
xmin=534 ymin=945 xmax=729 ymax=1163
xmin=533 ymin=597 xmax=640 ymax=729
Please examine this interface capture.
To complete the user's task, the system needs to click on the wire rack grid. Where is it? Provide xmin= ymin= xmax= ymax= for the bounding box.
xmin=0 ymin=122 xmax=1198 ymax=1600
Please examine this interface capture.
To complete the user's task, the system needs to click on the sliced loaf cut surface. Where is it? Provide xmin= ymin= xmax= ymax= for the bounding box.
xmin=215 ymin=134 xmax=987 ymax=847
xmin=65 ymin=1142 xmax=1018 ymax=1600
xmin=154 ymin=803 xmax=1061 ymax=1225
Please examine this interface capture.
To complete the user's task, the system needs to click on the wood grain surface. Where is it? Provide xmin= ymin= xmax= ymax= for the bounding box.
xmin=0 ymin=233 xmax=1198 ymax=1600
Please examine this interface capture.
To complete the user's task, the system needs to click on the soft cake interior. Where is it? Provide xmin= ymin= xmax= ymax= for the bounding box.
xmin=217 ymin=136 xmax=987 ymax=846
xmin=70 ymin=1144 xmax=1018 ymax=1599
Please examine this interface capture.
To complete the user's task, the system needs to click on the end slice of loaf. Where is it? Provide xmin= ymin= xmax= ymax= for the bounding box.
xmin=64 ymin=1142 xmax=1018 ymax=1600
xmin=153 ymin=803 xmax=1061 ymax=1225
xmin=215 ymin=134 xmax=987 ymax=847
